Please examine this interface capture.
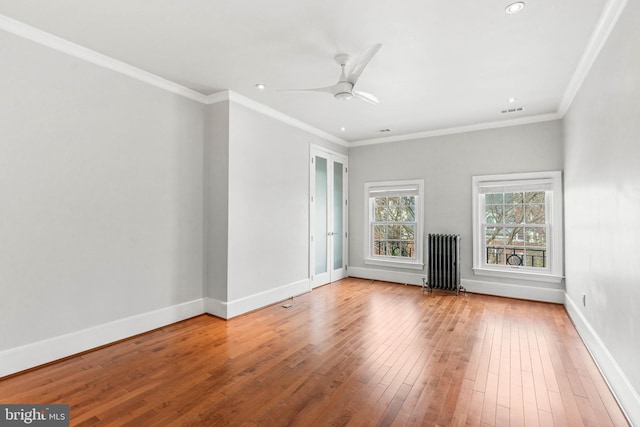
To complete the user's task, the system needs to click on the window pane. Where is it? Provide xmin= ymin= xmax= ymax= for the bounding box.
xmin=388 ymin=225 xmax=401 ymax=240
xmin=374 ymin=241 xmax=386 ymax=256
xmin=374 ymin=224 xmax=386 ymax=239
xmin=485 ymin=227 xmax=504 ymax=245
xmin=525 ymin=191 xmax=545 ymax=203
xmin=524 ymin=249 xmax=547 ymax=267
xmin=400 ymin=196 xmax=414 ymax=206
xmin=388 ymin=196 xmax=400 ymax=206
xmin=525 ymin=204 xmax=545 ymax=224
xmin=401 ymin=224 xmax=415 ymax=240
xmin=387 ymin=206 xmax=400 ymax=221
xmin=486 ymin=193 xmax=503 ymax=204
xmin=505 ymin=192 xmax=523 ymax=204
xmin=399 ymin=242 xmax=413 ymax=257
xmin=485 ymin=205 xmax=503 ymax=224
xmin=525 ymin=227 xmax=546 ymax=247
xmin=505 ymin=248 xmax=525 ymax=266
xmin=486 ymin=246 xmax=503 ymax=265
xmin=375 ymin=206 xmax=387 ymax=221
xmin=504 ymin=227 xmax=525 ymax=246
xmin=314 ymin=157 xmax=328 ymax=275
xmin=505 ymin=205 xmax=524 ymax=224
xmin=401 ymin=206 xmax=415 ymax=221
xmin=333 ymin=161 xmax=343 ymax=269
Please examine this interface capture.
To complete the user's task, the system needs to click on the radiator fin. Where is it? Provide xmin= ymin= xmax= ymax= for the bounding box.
xmin=425 ymin=234 xmax=461 ymax=295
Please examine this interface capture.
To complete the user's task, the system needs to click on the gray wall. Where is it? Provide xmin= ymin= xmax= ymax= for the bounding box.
xmin=203 ymin=99 xmax=347 ymax=309
xmin=348 ymin=120 xmax=564 ymax=283
xmin=0 ymin=32 xmax=204 ymax=350
xmin=563 ymin=0 xmax=640 ymax=422
xmin=204 ymin=102 xmax=230 ymax=302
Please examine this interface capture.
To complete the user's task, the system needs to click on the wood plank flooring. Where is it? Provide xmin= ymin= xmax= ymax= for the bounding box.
xmin=0 ymin=278 xmax=629 ymax=426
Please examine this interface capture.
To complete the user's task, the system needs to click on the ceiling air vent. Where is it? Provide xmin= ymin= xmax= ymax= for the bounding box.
xmin=501 ymin=107 xmax=524 ymax=114
xmin=379 ymin=128 xmax=391 ymax=133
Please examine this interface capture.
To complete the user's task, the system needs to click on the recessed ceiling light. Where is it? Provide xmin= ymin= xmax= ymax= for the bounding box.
xmin=508 ymin=97 xmax=517 ymax=103
xmin=505 ymin=2 xmax=525 ymax=14
xmin=255 ymin=83 xmax=265 ymax=90
xmin=340 ymin=127 xmax=346 ymax=132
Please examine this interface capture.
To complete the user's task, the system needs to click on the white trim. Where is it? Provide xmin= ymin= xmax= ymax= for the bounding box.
xmin=309 ymin=146 xmax=349 ymax=288
xmin=364 ymin=258 xmax=425 ymax=270
xmin=348 ymin=266 xmax=424 ymax=286
xmin=205 ymin=91 xmax=230 ymax=105
xmin=471 ymin=171 xmax=564 ymax=281
xmin=2 ymin=0 xmax=628 ymax=149
xmin=348 ymin=267 xmax=564 ymax=303
xmin=348 ymin=267 xmax=565 ymax=304
xmin=207 ymin=91 xmax=348 ymax=146
xmin=0 ymin=15 xmax=347 ymax=147
xmin=0 ymin=298 xmax=204 ymax=378
xmin=364 ymin=179 xmax=425 ymax=270
xmin=205 ymin=279 xmax=310 ymax=319
xmin=564 ymin=294 xmax=638 ymax=426
xmin=472 ymin=268 xmax=564 ymax=284
xmin=0 ymin=14 xmax=208 ymax=104
xmin=349 ymin=113 xmax=561 ymax=147
xmin=557 ymin=0 xmax=629 ymax=116
xmin=462 ymin=278 xmax=565 ymax=304
xmin=204 ymin=297 xmax=228 ymax=319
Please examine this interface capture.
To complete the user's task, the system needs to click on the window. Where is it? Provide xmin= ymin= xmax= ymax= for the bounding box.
xmin=472 ymin=171 xmax=563 ymax=282
xmin=364 ymin=180 xmax=424 ymax=269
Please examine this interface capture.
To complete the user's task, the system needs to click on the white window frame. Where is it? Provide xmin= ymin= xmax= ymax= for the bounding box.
xmin=472 ymin=171 xmax=564 ymax=283
xmin=364 ymin=179 xmax=424 ymax=270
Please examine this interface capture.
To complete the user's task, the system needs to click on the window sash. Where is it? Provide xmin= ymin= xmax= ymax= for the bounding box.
xmin=480 ymin=189 xmax=551 ymax=272
xmin=472 ymin=171 xmax=563 ymax=282
xmin=364 ymin=179 xmax=424 ymax=269
xmin=369 ymin=194 xmax=418 ymax=260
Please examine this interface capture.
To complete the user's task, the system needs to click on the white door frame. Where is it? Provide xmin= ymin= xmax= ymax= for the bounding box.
xmin=310 ymin=146 xmax=348 ymax=289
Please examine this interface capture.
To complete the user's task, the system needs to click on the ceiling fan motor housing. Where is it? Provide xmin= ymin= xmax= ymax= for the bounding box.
xmin=334 ymin=81 xmax=354 ymax=100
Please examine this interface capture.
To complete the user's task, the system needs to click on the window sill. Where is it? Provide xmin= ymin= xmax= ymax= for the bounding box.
xmin=473 ymin=267 xmax=564 ymax=284
xmin=365 ymin=258 xmax=424 ymax=270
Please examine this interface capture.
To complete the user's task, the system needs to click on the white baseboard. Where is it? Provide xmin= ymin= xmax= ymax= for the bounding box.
xmin=0 ymin=298 xmax=205 ymax=378
xmin=205 ymin=278 xmax=310 ymax=319
xmin=565 ymin=294 xmax=638 ymax=426
xmin=347 ymin=266 xmax=564 ymax=303
xmin=347 ymin=266 xmax=425 ymax=286
xmin=462 ymin=278 xmax=565 ymax=303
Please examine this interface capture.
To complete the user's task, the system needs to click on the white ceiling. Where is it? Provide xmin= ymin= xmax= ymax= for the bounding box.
xmin=0 ymin=0 xmax=622 ymax=144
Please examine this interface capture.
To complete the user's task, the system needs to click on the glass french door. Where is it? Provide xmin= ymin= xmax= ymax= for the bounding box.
xmin=310 ymin=147 xmax=348 ymax=289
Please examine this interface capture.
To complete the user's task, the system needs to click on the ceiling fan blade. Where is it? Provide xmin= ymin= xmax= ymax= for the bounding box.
xmin=353 ymin=90 xmax=379 ymax=105
xmin=347 ymin=43 xmax=382 ymax=85
xmin=279 ymin=84 xmax=339 ymax=95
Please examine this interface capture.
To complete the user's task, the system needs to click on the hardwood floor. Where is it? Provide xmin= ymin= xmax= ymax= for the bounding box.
xmin=0 ymin=278 xmax=628 ymax=426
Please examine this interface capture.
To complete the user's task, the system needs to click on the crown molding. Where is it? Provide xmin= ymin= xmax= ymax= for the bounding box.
xmin=349 ymin=113 xmax=562 ymax=147
xmin=557 ymin=0 xmax=628 ymax=116
xmin=206 ymin=91 xmax=349 ymax=146
xmin=0 ymin=14 xmax=208 ymax=104
xmin=2 ymin=0 xmax=628 ymax=148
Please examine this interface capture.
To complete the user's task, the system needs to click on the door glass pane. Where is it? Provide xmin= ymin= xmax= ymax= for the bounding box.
xmin=333 ymin=161 xmax=343 ymax=270
xmin=315 ymin=157 xmax=328 ymax=275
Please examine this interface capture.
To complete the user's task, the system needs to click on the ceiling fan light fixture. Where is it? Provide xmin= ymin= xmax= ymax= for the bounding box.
xmin=505 ymin=1 xmax=525 ymax=14
xmin=335 ymin=92 xmax=353 ymax=101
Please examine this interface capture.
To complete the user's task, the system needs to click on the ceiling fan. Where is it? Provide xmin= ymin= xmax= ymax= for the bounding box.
xmin=286 ymin=43 xmax=382 ymax=104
